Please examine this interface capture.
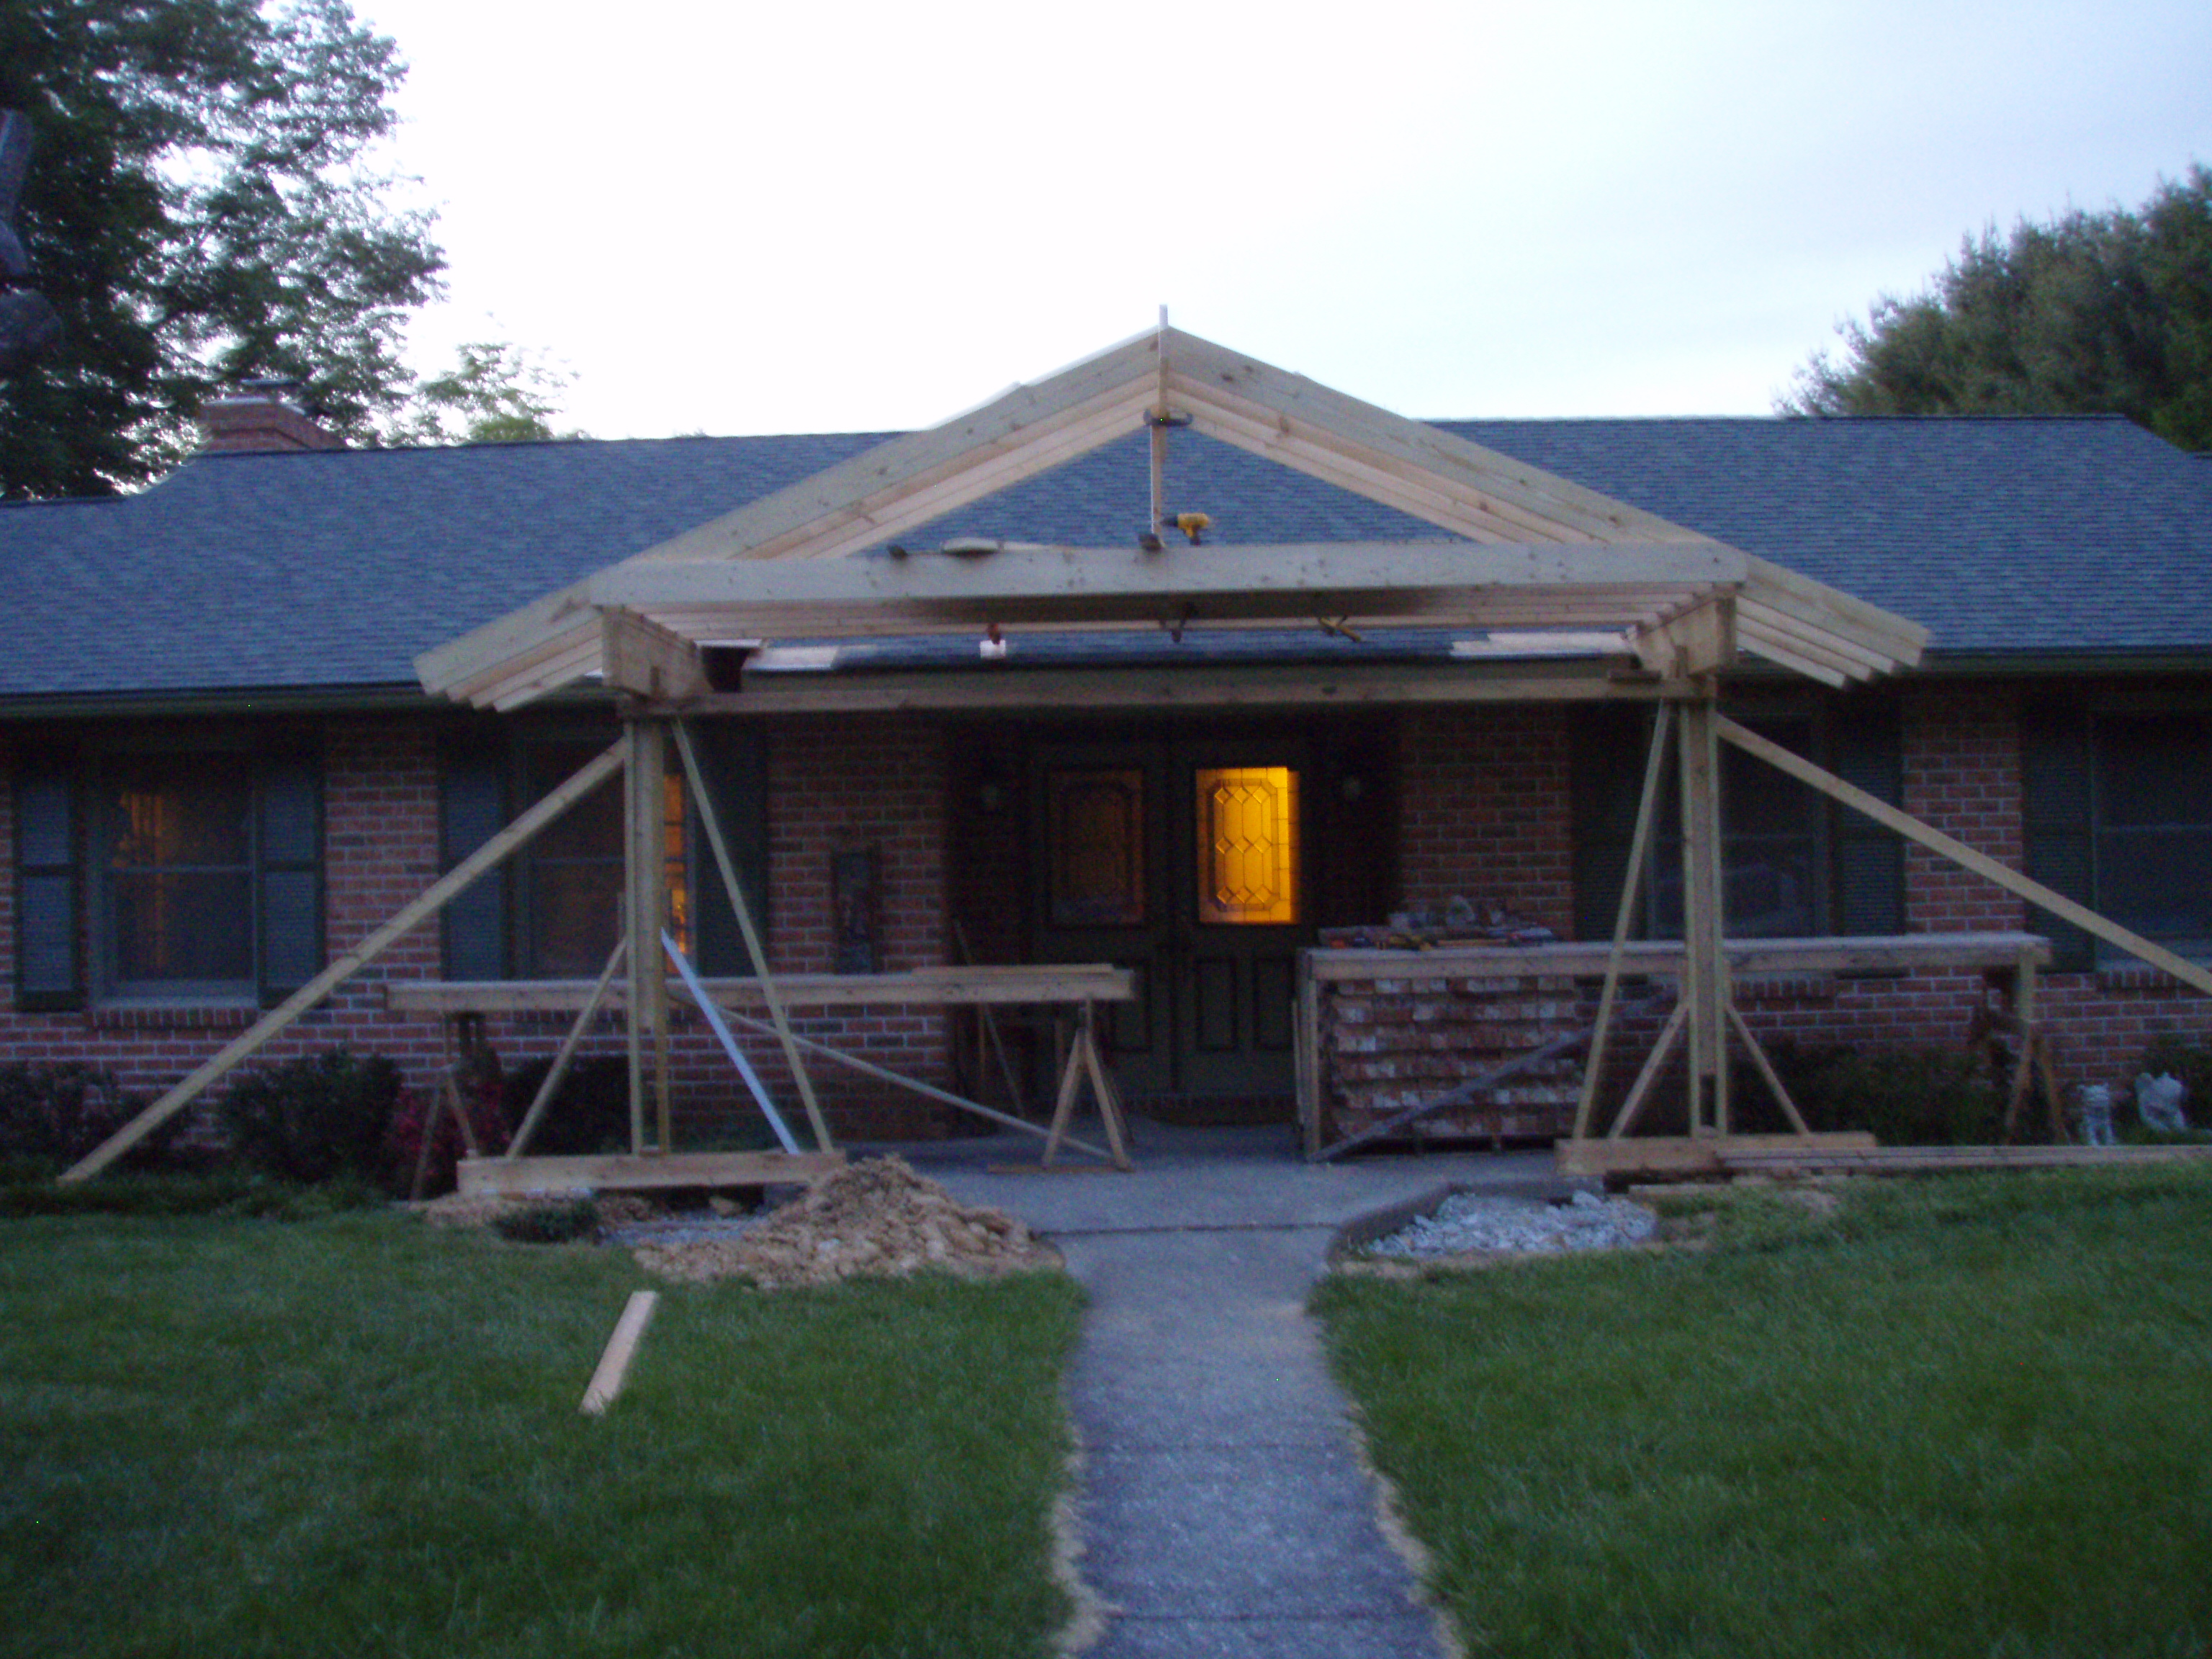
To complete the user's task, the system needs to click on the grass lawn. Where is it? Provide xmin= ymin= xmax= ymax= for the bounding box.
xmin=0 ymin=1206 xmax=1084 ymax=1659
xmin=1315 ymin=1166 xmax=2212 ymax=1659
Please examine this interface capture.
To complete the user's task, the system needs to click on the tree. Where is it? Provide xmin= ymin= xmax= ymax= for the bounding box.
xmin=381 ymin=341 xmax=585 ymax=446
xmin=0 ymin=0 xmax=444 ymax=498
xmin=1781 ymin=166 xmax=2212 ymax=452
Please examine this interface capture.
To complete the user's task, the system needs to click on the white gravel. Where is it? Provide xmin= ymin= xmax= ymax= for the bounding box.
xmin=1362 ymin=1189 xmax=1658 ymax=1258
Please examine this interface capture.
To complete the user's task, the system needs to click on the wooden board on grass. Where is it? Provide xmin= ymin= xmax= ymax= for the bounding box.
xmin=459 ymin=1150 xmax=845 ymax=1197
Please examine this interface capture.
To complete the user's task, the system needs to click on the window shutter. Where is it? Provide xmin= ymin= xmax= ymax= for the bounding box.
xmin=255 ymin=748 xmax=325 ymax=1005
xmin=1830 ymin=705 xmax=1904 ymax=937
xmin=686 ymin=723 xmax=769 ymax=976
xmin=1570 ymin=707 xmax=1651 ymax=941
xmin=439 ymin=732 xmax=510 ymax=979
xmin=13 ymin=760 xmax=83 ymax=1010
xmin=2020 ymin=706 xmax=2095 ymax=971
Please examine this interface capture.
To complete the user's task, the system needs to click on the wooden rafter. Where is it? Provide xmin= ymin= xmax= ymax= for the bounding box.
xmin=415 ymin=326 xmax=1930 ymax=710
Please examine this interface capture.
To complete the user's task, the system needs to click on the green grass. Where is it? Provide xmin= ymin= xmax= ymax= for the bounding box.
xmin=1315 ymin=1167 xmax=2212 ymax=1659
xmin=0 ymin=1209 xmax=1084 ymax=1659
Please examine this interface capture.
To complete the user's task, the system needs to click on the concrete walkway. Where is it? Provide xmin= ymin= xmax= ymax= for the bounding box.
xmin=897 ymin=1121 xmax=1578 ymax=1659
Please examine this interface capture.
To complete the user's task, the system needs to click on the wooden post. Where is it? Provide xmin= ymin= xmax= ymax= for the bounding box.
xmin=506 ymin=937 xmax=627 ymax=1160
xmin=62 ymin=741 xmax=628 ymax=1184
xmin=670 ymin=720 xmax=833 ymax=1151
xmin=1677 ymin=695 xmax=1727 ymax=1136
xmin=1573 ymin=702 xmax=1673 ymax=1141
xmin=624 ymin=719 xmax=672 ymax=1154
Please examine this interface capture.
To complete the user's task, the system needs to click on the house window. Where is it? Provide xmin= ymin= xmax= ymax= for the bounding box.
xmin=439 ymin=722 xmax=763 ymax=980
xmin=11 ymin=737 xmax=323 ymax=1011
xmin=1571 ymin=702 xmax=1902 ymax=943
xmin=2024 ymin=707 xmax=2212 ymax=968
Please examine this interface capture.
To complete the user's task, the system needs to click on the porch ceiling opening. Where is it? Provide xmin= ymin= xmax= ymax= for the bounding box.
xmin=416 ymin=325 xmax=1928 ymax=712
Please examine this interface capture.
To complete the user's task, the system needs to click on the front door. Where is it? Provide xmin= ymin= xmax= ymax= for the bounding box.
xmin=1033 ymin=733 xmax=1310 ymax=1102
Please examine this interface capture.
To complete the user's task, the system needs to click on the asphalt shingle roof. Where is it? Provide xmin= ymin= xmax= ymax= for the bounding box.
xmin=4 ymin=414 xmax=2207 ymax=704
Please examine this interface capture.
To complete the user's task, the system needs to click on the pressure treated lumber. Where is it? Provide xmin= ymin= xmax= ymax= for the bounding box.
xmin=1557 ymin=1132 xmax=1878 ymax=1181
xmin=671 ymin=719 xmax=830 ymax=1148
xmin=1573 ymin=701 xmax=1673 ymax=1139
xmin=1716 ymin=717 xmax=2212 ymax=1000
xmin=581 ymin=1290 xmax=658 ymax=1416
xmin=1303 ymin=933 xmax=2049 ymax=984
xmin=62 ymin=742 xmax=629 ymax=1184
xmin=505 ymin=938 xmax=627 ymax=1160
xmin=385 ymin=963 xmax=1137 ymax=1015
xmin=457 ymin=1149 xmax=845 ymax=1197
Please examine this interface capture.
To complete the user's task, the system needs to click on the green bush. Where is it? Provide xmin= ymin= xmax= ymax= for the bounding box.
xmin=500 ymin=1055 xmax=631 ymax=1156
xmin=0 ymin=1062 xmax=139 ymax=1169
xmin=489 ymin=1196 xmax=601 ymax=1245
xmin=0 ymin=1170 xmax=383 ymax=1220
xmin=1753 ymin=1040 xmax=2011 ymax=1145
xmin=220 ymin=1050 xmax=403 ymax=1189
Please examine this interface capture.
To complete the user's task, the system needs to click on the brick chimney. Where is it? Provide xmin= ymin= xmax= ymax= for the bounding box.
xmin=199 ymin=379 xmax=344 ymax=454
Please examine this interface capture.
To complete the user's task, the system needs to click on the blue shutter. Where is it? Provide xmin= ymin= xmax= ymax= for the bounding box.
xmin=439 ymin=731 xmax=511 ymax=980
xmin=256 ymin=747 xmax=324 ymax=1005
xmin=14 ymin=758 xmax=83 ymax=1010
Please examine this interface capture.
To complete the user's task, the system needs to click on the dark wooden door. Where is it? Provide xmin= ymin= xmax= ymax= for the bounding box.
xmin=1031 ymin=734 xmax=1310 ymax=1100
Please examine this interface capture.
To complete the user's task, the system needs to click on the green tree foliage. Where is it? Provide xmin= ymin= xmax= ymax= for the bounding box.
xmin=1781 ymin=165 xmax=2212 ymax=452
xmin=0 ymin=0 xmax=444 ymax=498
xmin=381 ymin=340 xmax=584 ymax=446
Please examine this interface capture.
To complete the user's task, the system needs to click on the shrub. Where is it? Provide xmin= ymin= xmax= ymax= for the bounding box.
xmin=221 ymin=1050 xmax=403 ymax=1189
xmin=1754 ymin=1040 xmax=2011 ymax=1146
xmin=0 ymin=1063 xmax=140 ymax=1170
xmin=490 ymin=1197 xmax=601 ymax=1244
xmin=0 ymin=1169 xmax=385 ymax=1220
xmin=500 ymin=1055 xmax=632 ymax=1156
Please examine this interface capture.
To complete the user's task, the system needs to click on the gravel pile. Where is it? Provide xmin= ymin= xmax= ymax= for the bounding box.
xmin=1362 ymin=1189 xmax=1658 ymax=1259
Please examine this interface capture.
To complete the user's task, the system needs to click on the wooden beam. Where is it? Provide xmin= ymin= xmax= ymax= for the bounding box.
xmin=505 ymin=938 xmax=626 ymax=1159
xmin=1305 ymin=932 xmax=2050 ymax=984
xmin=1558 ymin=1131 xmax=1877 ymax=1181
xmin=580 ymin=1290 xmax=658 ymax=1416
xmin=629 ymin=331 xmax=1164 ymax=565
xmin=670 ymin=719 xmax=832 ymax=1150
xmin=457 ymin=1148 xmax=845 ymax=1197
xmin=602 ymin=608 xmax=707 ymax=703
xmin=1678 ymin=698 xmax=1727 ymax=1133
xmin=624 ymin=720 xmax=671 ymax=1154
xmin=1573 ymin=703 xmax=1673 ymax=1140
xmin=1631 ymin=595 xmax=1737 ymax=678
xmin=593 ymin=541 xmax=1748 ymax=618
xmin=62 ymin=741 xmax=629 ymax=1183
xmin=1163 ymin=331 xmax=1710 ymax=546
xmin=1716 ymin=716 xmax=2212 ymax=1000
xmin=417 ymin=580 xmax=594 ymax=698
xmin=386 ymin=962 xmax=1138 ymax=1014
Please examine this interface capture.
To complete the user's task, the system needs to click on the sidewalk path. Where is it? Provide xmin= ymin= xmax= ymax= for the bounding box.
xmin=901 ymin=1123 xmax=1577 ymax=1659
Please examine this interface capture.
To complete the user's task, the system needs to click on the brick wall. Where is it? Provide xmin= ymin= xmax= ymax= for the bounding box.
xmin=1397 ymin=705 xmax=1575 ymax=932
xmin=0 ymin=711 xmax=960 ymax=1148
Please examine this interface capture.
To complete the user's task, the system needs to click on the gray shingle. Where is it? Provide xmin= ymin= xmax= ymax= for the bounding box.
xmin=4 ymin=415 xmax=2207 ymax=702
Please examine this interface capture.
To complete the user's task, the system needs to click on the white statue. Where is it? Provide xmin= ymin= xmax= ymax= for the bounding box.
xmin=2133 ymin=1073 xmax=2190 ymax=1135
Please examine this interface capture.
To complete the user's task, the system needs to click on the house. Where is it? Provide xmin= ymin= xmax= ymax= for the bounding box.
xmin=8 ymin=327 xmax=2212 ymax=1164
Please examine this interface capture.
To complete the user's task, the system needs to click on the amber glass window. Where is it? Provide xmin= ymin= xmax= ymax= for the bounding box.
xmin=1048 ymin=768 xmax=1147 ymax=927
xmin=1195 ymin=766 xmax=1300 ymax=925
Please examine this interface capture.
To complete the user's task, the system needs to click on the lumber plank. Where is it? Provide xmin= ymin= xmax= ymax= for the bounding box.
xmin=580 ymin=1290 xmax=658 ymax=1416
xmin=1557 ymin=1132 xmax=1878 ymax=1180
xmin=1574 ymin=703 xmax=1673 ymax=1139
xmin=602 ymin=608 xmax=707 ymax=702
xmin=1164 ymin=331 xmax=1708 ymax=544
xmin=459 ymin=1150 xmax=845 ymax=1196
xmin=627 ymin=331 xmax=1164 ymax=565
xmin=62 ymin=742 xmax=629 ymax=1183
xmin=385 ymin=963 xmax=1136 ymax=1014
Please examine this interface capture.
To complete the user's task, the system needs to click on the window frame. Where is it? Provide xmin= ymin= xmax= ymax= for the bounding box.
xmin=11 ymin=726 xmax=325 ymax=1012
xmin=1572 ymin=697 xmax=1903 ymax=944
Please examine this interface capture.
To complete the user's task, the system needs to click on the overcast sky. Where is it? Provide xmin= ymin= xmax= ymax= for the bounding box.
xmin=350 ymin=0 xmax=2211 ymax=441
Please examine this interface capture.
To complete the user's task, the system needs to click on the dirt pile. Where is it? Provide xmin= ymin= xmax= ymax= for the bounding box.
xmin=631 ymin=1156 xmax=1061 ymax=1288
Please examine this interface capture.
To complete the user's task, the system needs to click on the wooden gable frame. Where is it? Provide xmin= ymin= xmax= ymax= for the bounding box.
xmin=416 ymin=327 xmax=1926 ymax=710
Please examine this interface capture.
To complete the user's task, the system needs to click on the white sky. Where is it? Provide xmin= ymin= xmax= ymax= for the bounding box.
xmin=350 ymin=0 xmax=2212 ymax=440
